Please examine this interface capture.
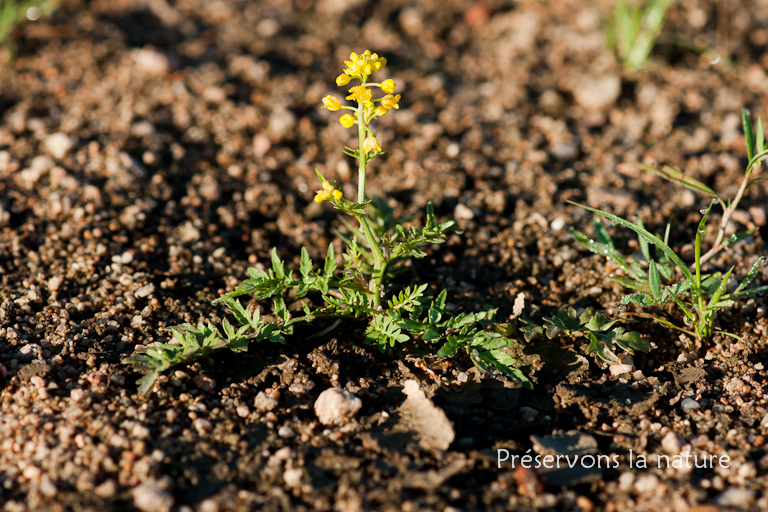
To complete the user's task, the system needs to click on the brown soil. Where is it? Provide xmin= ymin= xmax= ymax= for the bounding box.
xmin=1 ymin=0 xmax=768 ymax=511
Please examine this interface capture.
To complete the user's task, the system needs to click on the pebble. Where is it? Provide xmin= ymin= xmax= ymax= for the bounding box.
xmin=277 ymin=425 xmax=295 ymax=438
xmin=314 ymin=387 xmax=363 ymax=426
xmin=681 ymin=398 xmax=701 ymax=412
xmin=236 ymin=405 xmax=250 ymax=418
xmin=193 ymin=418 xmax=213 ymax=435
xmin=132 ymin=479 xmax=174 ymax=512
xmin=634 ymin=474 xmax=659 ymax=495
xmin=609 ymin=357 xmax=635 ymax=376
xmin=725 ymin=378 xmax=744 ymax=394
xmin=454 ymin=203 xmax=475 ymax=220
xmin=760 ymin=412 xmax=768 ymax=429
xmin=573 ymin=74 xmax=621 ymax=111
xmin=283 ymin=468 xmax=302 ymax=488
xmin=135 ymin=284 xmax=155 ymax=298
xmin=714 ymin=488 xmax=756 ymax=507
xmin=44 ymin=133 xmax=73 ymax=159
xmin=254 ymin=391 xmax=278 ymax=412
xmin=47 ymin=276 xmax=63 ymax=292
xmin=661 ymin=431 xmax=684 ymax=455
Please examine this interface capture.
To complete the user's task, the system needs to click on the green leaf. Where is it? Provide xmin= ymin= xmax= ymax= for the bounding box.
xmin=137 ymin=372 xmax=159 ymax=396
xmin=743 ymin=108 xmax=755 ymax=161
xmin=324 ymin=244 xmax=336 ymax=276
xmin=707 ymin=266 xmax=734 ymax=308
xmin=621 ymin=292 xmax=656 ymax=307
xmin=300 ymin=247 xmax=312 ymax=278
xmin=723 ymin=229 xmax=758 ymax=248
xmin=636 ymin=217 xmax=651 ymax=262
xmin=638 ymin=164 xmax=718 ymax=198
xmin=757 ymin=117 xmax=765 ymax=155
xmin=648 ymin=260 xmax=661 ymax=301
xmin=593 ymin=218 xmax=613 ymax=247
xmin=271 ymin=247 xmax=285 ymax=279
xmin=733 ymin=256 xmax=764 ymax=296
xmin=437 ymin=337 xmax=459 ymax=357
xmin=429 ymin=289 xmax=447 ymax=325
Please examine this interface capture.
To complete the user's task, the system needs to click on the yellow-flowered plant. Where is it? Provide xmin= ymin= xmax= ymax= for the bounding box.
xmin=127 ymin=50 xmax=532 ymax=396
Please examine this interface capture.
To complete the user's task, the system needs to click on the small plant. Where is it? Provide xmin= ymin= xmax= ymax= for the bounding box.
xmin=572 ymin=108 xmax=768 ymax=344
xmin=127 ymin=51 xmax=531 ymax=394
xmin=571 ymin=202 xmax=767 ymax=344
xmin=607 ymin=0 xmax=674 ymax=69
xmin=518 ymin=307 xmax=649 ymax=365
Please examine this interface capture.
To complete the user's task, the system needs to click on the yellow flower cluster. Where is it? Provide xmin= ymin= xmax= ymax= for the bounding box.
xmin=314 ymin=180 xmax=343 ymax=203
xmin=341 ymin=50 xmax=387 ymax=79
xmin=321 ymin=51 xmax=401 ymax=134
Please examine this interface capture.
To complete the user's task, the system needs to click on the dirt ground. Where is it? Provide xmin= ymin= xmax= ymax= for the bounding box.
xmin=2 ymin=0 xmax=768 ymax=510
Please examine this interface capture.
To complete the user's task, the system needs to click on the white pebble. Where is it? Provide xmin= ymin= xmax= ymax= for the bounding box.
xmin=193 ymin=418 xmax=213 ymax=435
xmin=634 ymin=474 xmax=658 ymax=494
xmin=681 ymin=398 xmax=700 ymax=412
xmin=253 ymin=391 xmax=278 ymax=412
xmin=44 ymin=133 xmax=73 ymax=159
xmin=661 ymin=431 xmax=684 ymax=455
xmin=314 ymin=387 xmax=362 ymax=426
xmin=132 ymin=479 xmax=174 ymax=512
xmin=283 ymin=468 xmax=302 ymax=488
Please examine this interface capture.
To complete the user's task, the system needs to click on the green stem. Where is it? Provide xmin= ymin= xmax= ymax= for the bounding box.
xmin=353 ymin=96 xmax=386 ymax=308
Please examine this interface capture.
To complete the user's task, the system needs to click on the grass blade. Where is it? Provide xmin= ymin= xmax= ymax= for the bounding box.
xmin=569 ymin=201 xmax=695 ymax=286
xmin=743 ymin=108 xmax=755 ymax=161
xmin=639 ymin=164 xmax=718 ymax=198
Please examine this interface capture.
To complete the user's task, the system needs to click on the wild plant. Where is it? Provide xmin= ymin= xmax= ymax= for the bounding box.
xmin=127 ymin=51 xmax=531 ymax=394
xmin=570 ymin=110 xmax=768 ymax=344
xmin=0 ymin=0 xmax=56 ymax=55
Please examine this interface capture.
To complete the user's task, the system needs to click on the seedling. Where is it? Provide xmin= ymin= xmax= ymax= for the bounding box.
xmin=606 ymin=0 xmax=673 ymax=69
xmin=571 ymin=202 xmax=768 ymax=344
xmin=127 ymin=51 xmax=531 ymax=394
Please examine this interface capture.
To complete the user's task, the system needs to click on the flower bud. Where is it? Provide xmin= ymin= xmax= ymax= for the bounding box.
xmin=336 ymin=74 xmax=351 ymax=86
xmin=380 ymin=79 xmax=396 ymax=94
xmin=339 ymin=114 xmax=356 ymax=128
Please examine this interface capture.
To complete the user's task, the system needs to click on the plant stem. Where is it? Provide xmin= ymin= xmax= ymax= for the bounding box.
xmin=354 ymin=99 xmax=386 ymax=309
xmin=700 ymin=173 xmax=749 ymax=264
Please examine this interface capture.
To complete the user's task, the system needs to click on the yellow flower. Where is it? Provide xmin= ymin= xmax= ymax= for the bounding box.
xmin=314 ymin=181 xmax=343 ymax=203
xmin=362 ymin=136 xmax=382 ymax=154
xmin=342 ymin=50 xmax=387 ymax=78
xmin=339 ymin=114 xmax=356 ymax=128
xmin=336 ymin=74 xmax=351 ymax=86
xmin=346 ymin=85 xmax=371 ymax=103
xmin=380 ymin=79 xmax=396 ymax=94
xmin=321 ymin=95 xmax=341 ymax=111
xmin=372 ymin=105 xmax=389 ymax=118
xmin=380 ymin=94 xmax=401 ymax=110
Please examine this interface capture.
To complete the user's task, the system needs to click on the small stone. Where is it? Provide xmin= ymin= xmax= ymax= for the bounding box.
xmin=314 ymin=387 xmax=362 ymax=426
xmin=254 ymin=391 xmax=278 ymax=412
xmin=47 ymin=276 xmax=63 ymax=292
xmin=609 ymin=357 xmax=635 ymax=376
xmin=194 ymin=418 xmax=213 ymax=435
xmin=193 ymin=374 xmax=215 ymax=392
xmin=454 ymin=203 xmax=475 ymax=220
xmin=94 ymin=479 xmax=117 ymax=498
xmin=760 ymin=412 xmax=768 ymax=429
xmin=573 ymin=74 xmax=621 ymax=111
xmin=39 ymin=475 xmax=57 ymax=498
xmin=132 ymin=479 xmax=174 ymax=512
xmin=132 ymin=423 xmax=151 ymax=439
xmin=135 ymin=284 xmax=155 ymax=298
xmin=236 ymin=406 xmax=250 ymax=418
xmin=715 ymin=488 xmax=756 ymax=508
xmin=725 ymin=379 xmax=744 ymax=394
xmin=681 ymin=398 xmax=700 ymax=412
xmin=70 ymin=388 xmax=85 ymax=402
xmin=283 ymin=468 xmax=302 ymax=488
xmin=661 ymin=431 xmax=684 ymax=455
xmin=634 ymin=474 xmax=658 ymax=495
xmin=44 ymin=133 xmax=73 ymax=159
xmin=277 ymin=425 xmax=295 ymax=438
xmin=618 ymin=472 xmax=634 ymax=492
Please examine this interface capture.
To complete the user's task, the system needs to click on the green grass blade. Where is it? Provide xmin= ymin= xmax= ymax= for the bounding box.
xmin=733 ymin=256 xmax=764 ymax=296
xmin=743 ymin=108 xmax=755 ymax=161
xmin=569 ymin=201 xmax=695 ymax=286
xmin=757 ymin=118 xmax=765 ymax=155
xmin=638 ymin=164 xmax=718 ymax=198
xmin=648 ymin=260 xmax=661 ymax=300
